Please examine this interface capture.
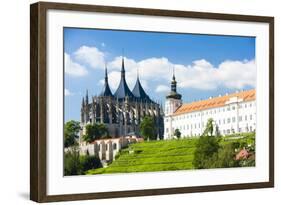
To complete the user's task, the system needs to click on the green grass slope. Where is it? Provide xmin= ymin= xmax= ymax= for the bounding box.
xmin=87 ymin=138 xmax=197 ymax=175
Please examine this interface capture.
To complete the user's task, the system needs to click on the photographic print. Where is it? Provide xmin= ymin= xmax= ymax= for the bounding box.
xmin=63 ymin=28 xmax=256 ymax=176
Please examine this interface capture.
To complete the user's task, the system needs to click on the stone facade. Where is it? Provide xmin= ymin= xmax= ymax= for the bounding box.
xmin=78 ymin=136 xmax=144 ymax=162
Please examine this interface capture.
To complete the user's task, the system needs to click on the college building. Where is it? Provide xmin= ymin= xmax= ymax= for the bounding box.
xmin=164 ymin=72 xmax=256 ymax=139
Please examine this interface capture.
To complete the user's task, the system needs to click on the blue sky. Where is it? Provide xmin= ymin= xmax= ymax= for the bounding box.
xmin=64 ymin=28 xmax=256 ymax=122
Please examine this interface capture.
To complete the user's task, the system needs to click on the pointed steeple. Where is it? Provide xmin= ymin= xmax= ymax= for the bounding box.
xmin=114 ymin=54 xmax=134 ymax=99
xmin=85 ymin=90 xmax=89 ymax=105
xmin=82 ymin=97 xmax=85 ymax=107
xmin=166 ymin=67 xmax=182 ymax=100
xmin=121 ymin=56 xmax=125 ymax=78
xmin=100 ymin=64 xmax=113 ymax=97
xmin=172 ymin=66 xmax=175 ymax=81
xmin=132 ymin=67 xmax=150 ymax=101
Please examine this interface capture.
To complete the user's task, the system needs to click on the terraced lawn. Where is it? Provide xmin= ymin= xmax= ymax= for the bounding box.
xmin=86 ymin=133 xmax=255 ymax=175
xmin=86 ymin=138 xmax=197 ymax=174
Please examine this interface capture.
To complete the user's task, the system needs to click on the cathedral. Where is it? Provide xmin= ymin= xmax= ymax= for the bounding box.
xmin=80 ymin=57 xmax=164 ymax=139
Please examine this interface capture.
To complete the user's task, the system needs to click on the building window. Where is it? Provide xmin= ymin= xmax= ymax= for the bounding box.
xmin=223 ymin=108 xmax=225 ymax=112
xmin=198 ymin=123 xmax=200 ymax=128
xmin=238 ymin=128 xmax=242 ymax=132
xmin=245 ymin=104 xmax=247 ymax=108
xmin=166 ymin=128 xmax=169 ymax=133
xmin=113 ymin=143 xmax=117 ymax=150
xmin=245 ymin=115 xmax=248 ymax=121
xmin=227 ymin=107 xmax=230 ymax=111
xmin=187 ymin=124 xmax=189 ymax=130
xmin=250 ymin=114 xmax=253 ymax=120
xmin=239 ymin=116 xmax=242 ymax=122
xmin=223 ymin=119 xmax=226 ymax=124
xmin=232 ymin=117 xmax=236 ymax=123
xmin=227 ymin=129 xmax=230 ymax=134
xmin=227 ymin=118 xmax=231 ymax=123
xmin=232 ymin=106 xmax=235 ymax=110
xmin=250 ymin=126 xmax=253 ymax=131
xmin=194 ymin=124 xmax=196 ymax=129
xmin=250 ymin=103 xmax=252 ymax=107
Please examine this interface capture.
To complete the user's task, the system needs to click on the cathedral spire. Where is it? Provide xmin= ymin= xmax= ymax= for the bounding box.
xmin=114 ymin=53 xmax=134 ymax=99
xmin=100 ymin=63 xmax=113 ymax=97
xmin=82 ymin=97 xmax=85 ymax=107
xmin=121 ymin=53 xmax=125 ymax=79
xmin=132 ymin=67 xmax=150 ymax=101
xmin=85 ymin=89 xmax=89 ymax=105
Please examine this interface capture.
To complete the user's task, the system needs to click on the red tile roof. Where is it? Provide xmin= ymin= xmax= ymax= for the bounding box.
xmin=173 ymin=89 xmax=255 ymax=116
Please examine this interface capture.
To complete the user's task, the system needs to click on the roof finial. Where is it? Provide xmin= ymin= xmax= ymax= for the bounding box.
xmin=172 ymin=66 xmax=175 ymax=80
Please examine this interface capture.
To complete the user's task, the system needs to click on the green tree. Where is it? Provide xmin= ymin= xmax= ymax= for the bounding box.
xmin=64 ymin=146 xmax=82 ymax=175
xmin=80 ymin=154 xmax=102 ymax=172
xmin=211 ymin=143 xmax=239 ymax=168
xmin=64 ymin=146 xmax=102 ymax=175
xmin=174 ymin=129 xmax=181 ymax=139
xmin=64 ymin=120 xmax=80 ymax=147
xmin=140 ymin=116 xmax=157 ymax=140
xmin=193 ymin=118 xmax=220 ymax=169
xmin=83 ymin=123 xmax=108 ymax=143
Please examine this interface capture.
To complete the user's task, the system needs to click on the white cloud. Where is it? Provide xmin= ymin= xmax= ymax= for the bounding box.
xmin=74 ymin=46 xmax=105 ymax=69
xmin=105 ymin=55 xmax=255 ymax=92
xmin=217 ymin=60 xmax=256 ymax=89
xmin=155 ymin=85 xmax=170 ymax=93
xmin=64 ymin=53 xmax=88 ymax=77
xmin=65 ymin=89 xmax=74 ymax=96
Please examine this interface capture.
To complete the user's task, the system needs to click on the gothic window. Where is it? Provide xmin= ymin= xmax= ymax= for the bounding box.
xmin=113 ymin=143 xmax=117 ymax=150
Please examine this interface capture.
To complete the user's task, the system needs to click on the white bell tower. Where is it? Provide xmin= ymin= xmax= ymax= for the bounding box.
xmin=164 ymin=68 xmax=182 ymax=139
